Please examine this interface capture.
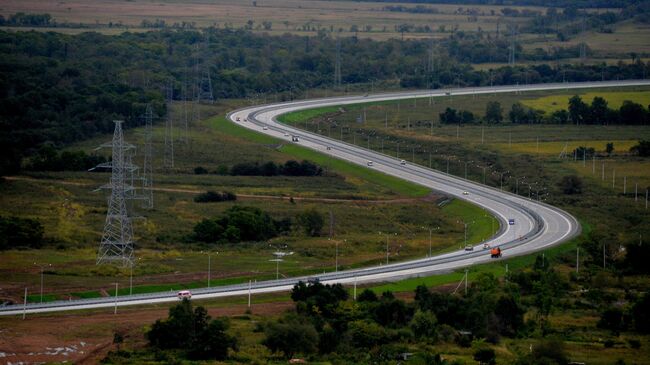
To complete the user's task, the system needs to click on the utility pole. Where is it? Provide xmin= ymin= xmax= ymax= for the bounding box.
xmin=114 ymin=282 xmax=119 ymax=314
xmin=248 ymin=280 xmax=252 ymax=308
xmin=23 ymin=287 xmax=27 ymax=320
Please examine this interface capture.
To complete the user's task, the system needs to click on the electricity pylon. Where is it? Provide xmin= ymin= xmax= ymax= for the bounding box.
xmin=95 ymin=120 xmax=136 ymax=267
xmin=141 ymin=104 xmax=154 ymax=209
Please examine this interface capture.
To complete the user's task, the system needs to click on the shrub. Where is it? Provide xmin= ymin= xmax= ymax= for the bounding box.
xmin=193 ymin=166 xmax=208 ymax=175
xmin=0 ymin=216 xmax=44 ymax=250
xmin=194 ymin=191 xmax=237 ymax=203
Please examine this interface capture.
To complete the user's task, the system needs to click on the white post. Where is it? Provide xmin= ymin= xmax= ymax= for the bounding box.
xmin=129 ymin=264 xmax=133 ymax=296
xmin=353 ymin=278 xmax=357 ymax=300
xmin=23 ymin=287 xmax=27 ymax=320
xmin=592 ymin=154 xmax=595 ymax=174
xmin=335 ymin=241 xmax=339 ymax=272
xmin=208 ymin=253 xmax=211 ymax=288
xmin=386 ymin=235 xmax=389 ymax=264
xmin=429 ymin=228 xmax=432 ymax=257
xmin=114 ymin=282 xmax=118 ymax=315
xmin=39 ymin=267 xmax=44 ymax=303
xmin=248 ymin=280 xmax=252 ymax=308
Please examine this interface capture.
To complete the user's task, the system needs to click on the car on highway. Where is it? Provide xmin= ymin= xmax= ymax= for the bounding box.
xmin=400 ymin=159 xmax=406 ymax=165
xmin=291 ymin=136 xmax=300 ymax=142
xmin=509 ymin=219 xmax=515 ymax=225
xmin=367 ymin=161 xmax=374 ymax=166
xmin=262 ymin=126 xmax=268 ymax=130
xmin=464 ymin=245 xmax=473 ymax=251
xmin=236 ymin=117 xmax=240 ymax=121
xmin=177 ymin=290 xmax=192 ymax=299
xmin=483 ymin=243 xmax=491 ymax=250
xmin=326 ymin=146 xmax=331 ymax=150
xmin=462 ymin=191 xmax=469 ymax=195
xmin=283 ymin=132 xmax=290 ymax=136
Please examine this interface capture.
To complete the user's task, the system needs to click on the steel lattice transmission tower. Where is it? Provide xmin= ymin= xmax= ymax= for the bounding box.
xmin=579 ymin=18 xmax=587 ymax=61
xmin=164 ymin=81 xmax=175 ymax=169
xmin=197 ymin=33 xmax=215 ymax=104
xmin=427 ymin=38 xmax=436 ymax=74
xmin=508 ymin=24 xmax=517 ymax=66
xmin=96 ymin=120 xmax=136 ymax=267
xmin=334 ymin=37 xmax=342 ymax=88
xmin=141 ymin=104 xmax=154 ymax=208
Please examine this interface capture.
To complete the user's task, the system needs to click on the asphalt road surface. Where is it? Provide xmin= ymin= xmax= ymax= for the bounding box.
xmin=3 ymin=80 xmax=649 ymax=316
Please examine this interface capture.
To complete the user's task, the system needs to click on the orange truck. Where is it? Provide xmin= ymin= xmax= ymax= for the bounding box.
xmin=490 ymin=247 xmax=502 ymax=258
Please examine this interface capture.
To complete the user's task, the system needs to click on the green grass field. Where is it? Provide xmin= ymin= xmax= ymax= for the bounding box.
xmin=521 ymin=91 xmax=650 ymax=114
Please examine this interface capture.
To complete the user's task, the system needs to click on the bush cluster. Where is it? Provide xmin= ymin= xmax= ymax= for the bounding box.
xmin=193 ymin=191 xmax=236 ymax=203
xmin=0 ymin=216 xmax=44 ymax=250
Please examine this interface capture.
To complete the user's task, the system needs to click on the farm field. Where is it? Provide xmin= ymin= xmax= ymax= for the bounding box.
xmin=0 ymin=0 xmax=536 ymax=39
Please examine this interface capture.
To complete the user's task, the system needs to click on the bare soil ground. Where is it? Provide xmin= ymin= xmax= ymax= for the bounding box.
xmin=0 ymin=300 xmax=293 ymax=364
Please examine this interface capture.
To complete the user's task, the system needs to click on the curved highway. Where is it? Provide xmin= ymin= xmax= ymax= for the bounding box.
xmin=2 ymin=80 xmax=649 ymax=316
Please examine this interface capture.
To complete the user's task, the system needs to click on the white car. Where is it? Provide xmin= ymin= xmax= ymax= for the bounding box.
xmin=367 ymin=161 xmax=374 ymax=166
xmin=177 ymin=290 xmax=192 ymax=299
xmin=462 ymin=191 xmax=469 ymax=195
xmin=284 ymin=132 xmax=290 ymax=137
xmin=400 ymin=160 xmax=406 ymax=165
xmin=262 ymin=126 xmax=268 ymax=130
xmin=236 ymin=117 xmax=241 ymax=121
xmin=464 ymin=245 xmax=474 ymax=251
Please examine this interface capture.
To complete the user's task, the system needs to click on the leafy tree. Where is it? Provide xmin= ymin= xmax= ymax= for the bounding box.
xmin=192 ymin=219 xmax=224 ymax=243
xmin=630 ymin=140 xmax=650 ymax=156
xmin=590 ymin=96 xmax=610 ymax=125
xmin=509 ymin=102 xmax=527 ymax=123
xmin=619 ymin=100 xmax=647 ymax=125
xmin=439 ymin=107 xmax=460 ymax=124
xmin=568 ymin=95 xmax=589 ymax=125
xmin=494 ymin=295 xmax=525 ymax=336
xmin=474 ymin=348 xmax=496 ymax=365
xmin=357 ymin=288 xmax=378 ymax=302
xmin=188 ymin=318 xmax=238 ymax=360
xmin=297 ymin=209 xmax=324 ymax=237
xmin=558 ymin=175 xmax=583 ymax=194
xmin=485 ymin=101 xmax=503 ymax=123
xmin=263 ymin=314 xmax=319 ymax=358
xmin=346 ymin=320 xmax=387 ymax=348
xmin=147 ymin=299 xmax=237 ymax=360
xmin=409 ymin=310 xmax=438 ymax=340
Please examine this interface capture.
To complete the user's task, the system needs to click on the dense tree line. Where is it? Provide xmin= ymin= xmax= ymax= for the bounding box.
xmin=0 ymin=216 xmax=44 ymax=250
xmin=1 ymin=28 xmax=648 ymax=177
xmin=258 ymin=261 xmax=571 ymax=362
xmin=26 ymin=145 xmax=107 ymax=171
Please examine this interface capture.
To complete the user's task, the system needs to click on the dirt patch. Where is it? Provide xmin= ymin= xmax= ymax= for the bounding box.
xmin=0 ymin=300 xmax=293 ymax=364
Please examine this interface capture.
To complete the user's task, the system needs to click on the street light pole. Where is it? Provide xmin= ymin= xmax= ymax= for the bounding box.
xmin=34 ymin=263 xmax=51 ymax=303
